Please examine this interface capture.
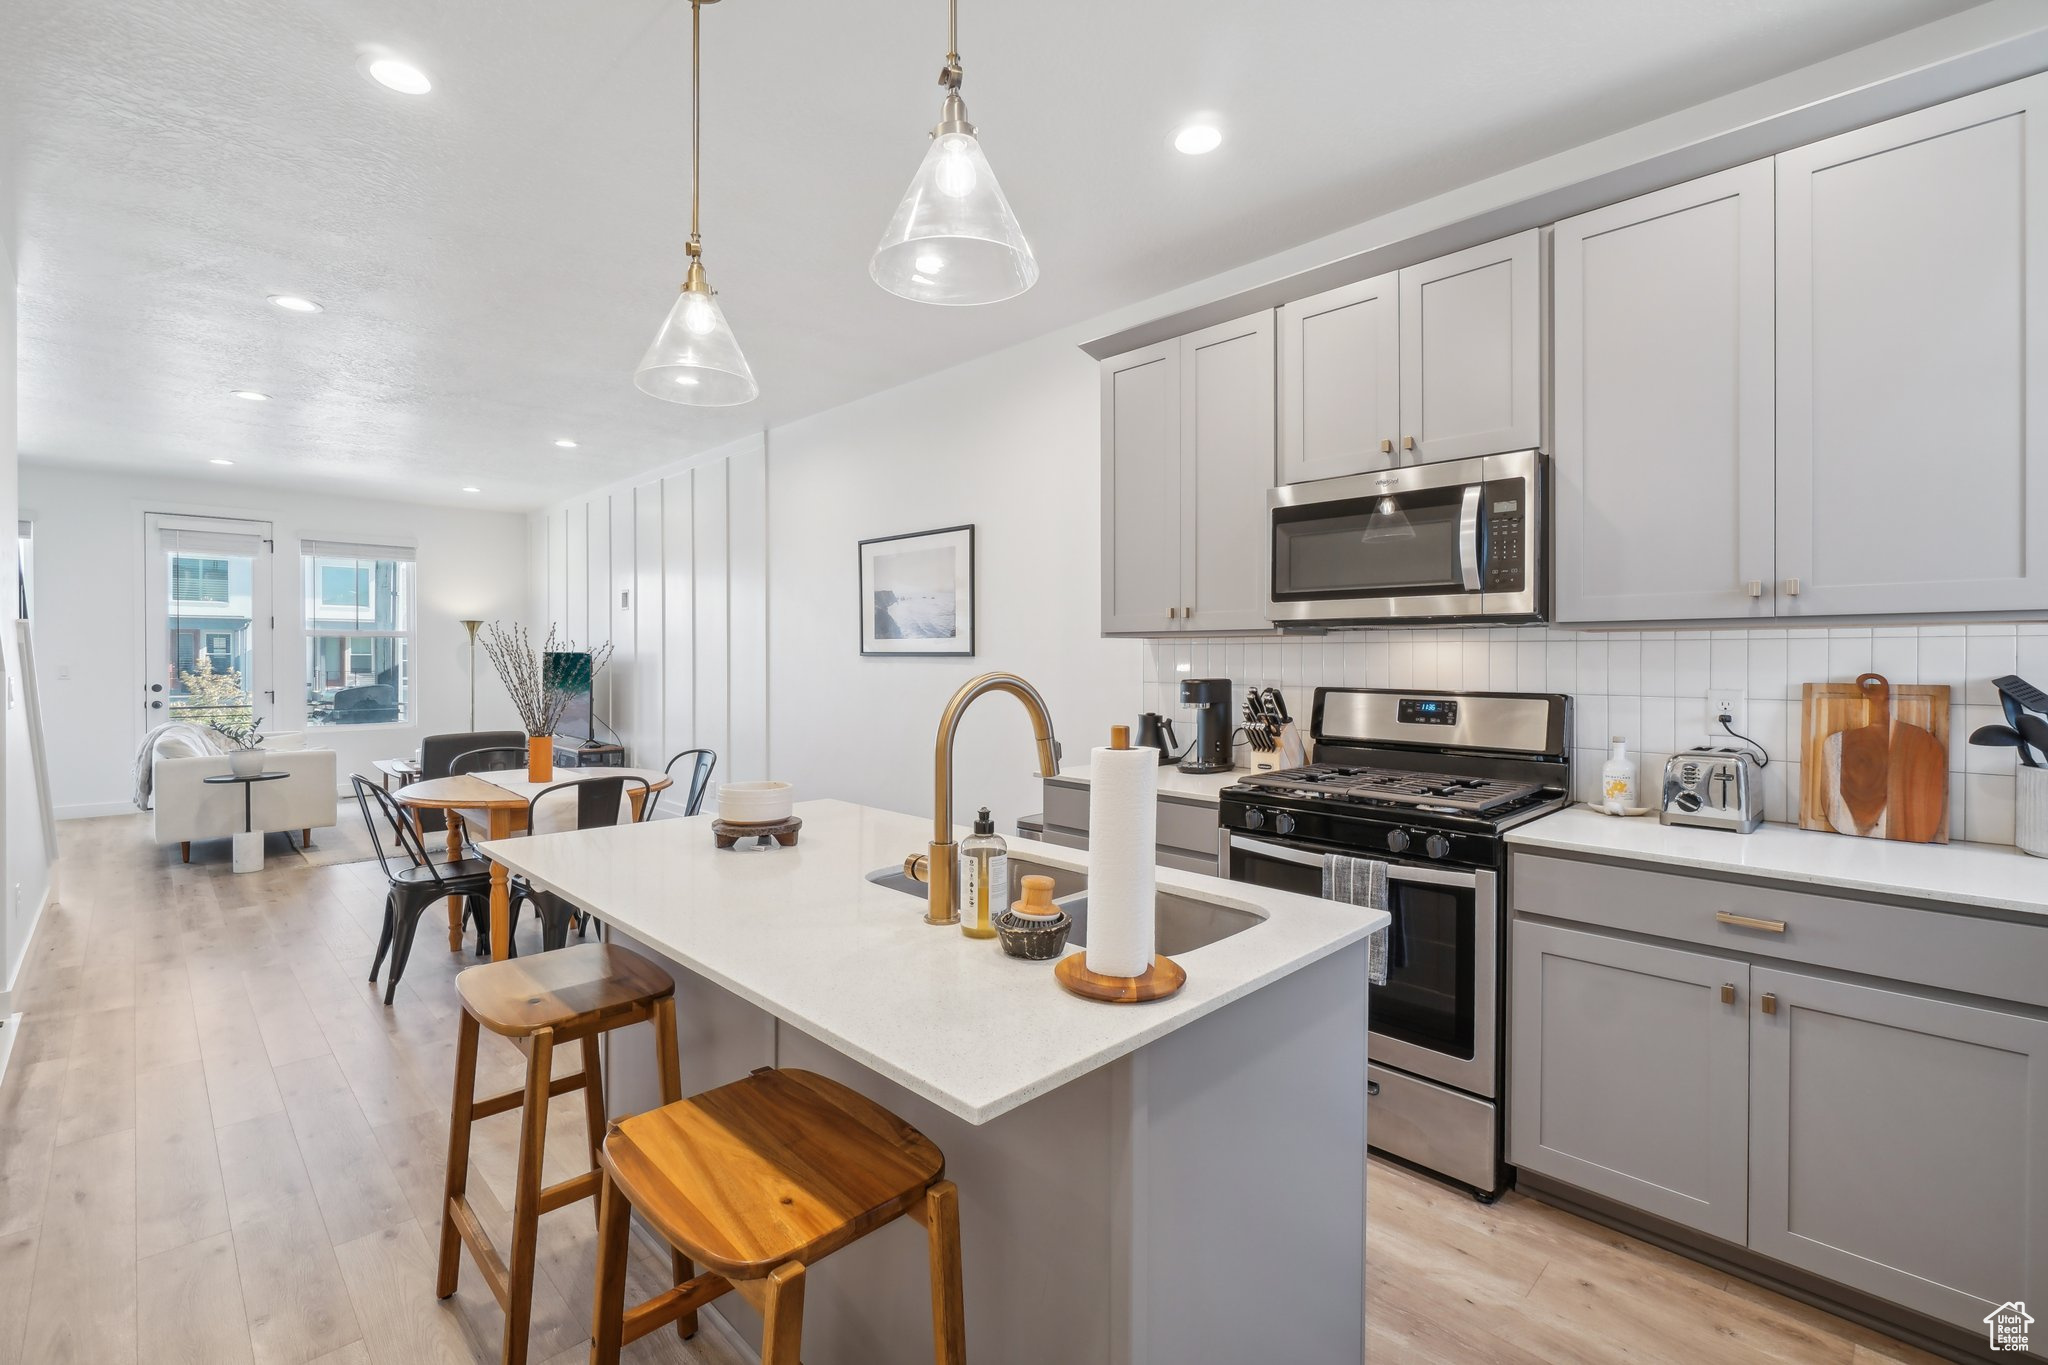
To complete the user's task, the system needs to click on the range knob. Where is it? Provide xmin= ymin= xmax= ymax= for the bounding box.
xmin=1384 ymin=829 xmax=1411 ymax=854
xmin=1274 ymin=811 xmax=1297 ymax=836
xmin=1242 ymin=808 xmax=1266 ymax=830
xmin=1424 ymin=834 xmax=1452 ymax=860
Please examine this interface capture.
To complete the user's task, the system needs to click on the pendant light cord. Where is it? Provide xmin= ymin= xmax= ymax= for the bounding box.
xmin=690 ymin=0 xmax=702 ymax=249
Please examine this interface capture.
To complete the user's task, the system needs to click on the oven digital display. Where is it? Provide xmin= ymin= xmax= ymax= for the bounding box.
xmin=1398 ymin=698 xmax=1459 ymax=725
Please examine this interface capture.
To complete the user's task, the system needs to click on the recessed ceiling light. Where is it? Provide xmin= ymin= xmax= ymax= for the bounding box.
xmin=268 ymin=295 xmax=322 ymax=313
xmin=364 ymin=57 xmax=432 ymax=95
xmin=553 ymin=439 xmax=578 ymax=449
xmin=461 ymin=486 xmax=480 ymax=493
xmin=1174 ymin=123 xmax=1223 ymax=155
xmin=231 ymin=390 xmax=270 ymax=401
xmin=210 ymin=459 xmax=235 ymax=466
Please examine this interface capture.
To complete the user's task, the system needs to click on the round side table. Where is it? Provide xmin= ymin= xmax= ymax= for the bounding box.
xmin=202 ymin=770 xmax=290 ymax=873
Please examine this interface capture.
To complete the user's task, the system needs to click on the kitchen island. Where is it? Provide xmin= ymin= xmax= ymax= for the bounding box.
xmin=484 ymin=797 xmax=1385 ymax=1365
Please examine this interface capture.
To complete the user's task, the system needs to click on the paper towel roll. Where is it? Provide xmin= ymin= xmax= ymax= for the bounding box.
xmin=1085 ymin=742 xmax=1157 ymax=977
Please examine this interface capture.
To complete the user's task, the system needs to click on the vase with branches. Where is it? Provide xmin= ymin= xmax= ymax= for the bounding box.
xmin=478 ymin=623 xmax=614 ymax=781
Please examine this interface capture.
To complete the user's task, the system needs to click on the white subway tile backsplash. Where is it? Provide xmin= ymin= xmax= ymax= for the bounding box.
xmin=1150 ymin=620 xmax=2039 ymax=845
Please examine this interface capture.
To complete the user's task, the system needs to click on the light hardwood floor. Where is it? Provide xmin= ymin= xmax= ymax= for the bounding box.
xmin=0 ymin=816 xmax=1949 ymax=1365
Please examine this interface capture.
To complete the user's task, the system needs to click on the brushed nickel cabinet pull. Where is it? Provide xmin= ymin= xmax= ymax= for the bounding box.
xmin=1784 ymin=578 xmax=1802 ymax=597
xmin=1746 ymin=580 xmax=1762 ymax=598
xmin=1403 ymin=435 xmax=1416 ymax=451
xmin=1760 ymin=992 xmax=1779 ymax=1016
xmin=1719 ymin=983 xmax=1737 ymax=1005
xmin=1380 ymin=438 xmax=1393 ymax=454
xmin=1717 ymin=911 xmax=1787 ymax=934
xmin=1166 ymin=607 xmax=1178 ymax=620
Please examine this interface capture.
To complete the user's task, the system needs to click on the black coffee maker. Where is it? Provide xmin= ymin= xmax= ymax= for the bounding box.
xmin=1177 ymin=678 xmax=1234 ymax=774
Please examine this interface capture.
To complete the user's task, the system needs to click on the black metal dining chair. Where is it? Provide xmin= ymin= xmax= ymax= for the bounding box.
xmin=510 ymin=774 xmax=652 ymax=951
xmin=352 ymin=774 xmax=522 ymax=1004
xmin=646 ymin=748 xmax=717 ymax=819
xmin=449 ymin=746 xmax=528 ymax=776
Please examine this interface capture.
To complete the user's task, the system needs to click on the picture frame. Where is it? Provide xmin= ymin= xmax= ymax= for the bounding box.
xmin=858 ymin=524 xmax=975 ymax=657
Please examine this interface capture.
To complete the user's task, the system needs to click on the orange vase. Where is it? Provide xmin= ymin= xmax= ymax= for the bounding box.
xmin=527 ymin=734 xmax=553 ymax=783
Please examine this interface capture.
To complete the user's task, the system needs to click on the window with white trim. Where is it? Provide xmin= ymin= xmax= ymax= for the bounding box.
xmin=301 ymin=539 xmax=414 ymax=726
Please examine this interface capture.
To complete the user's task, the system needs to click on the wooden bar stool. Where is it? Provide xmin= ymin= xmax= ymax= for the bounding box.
xmin=436 ymin=943 xmax=691 ymax=1365
xmin=590 ymin=1066 xmax=966 ymax=1365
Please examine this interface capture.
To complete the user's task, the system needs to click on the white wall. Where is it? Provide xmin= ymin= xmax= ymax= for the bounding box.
xmin=20 ymin=464 xmax=531 ymax=817
xmin=532 ymin=436 xmax=769 ymax=793
xmin=2 ymin=227 xmax=54 ymax=1002
xmin=767 ymin=339 xmax=1135 ymax=828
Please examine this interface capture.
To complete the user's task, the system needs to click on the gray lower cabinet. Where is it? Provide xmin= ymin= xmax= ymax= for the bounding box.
xmin=1508 ymin=922 xmax=1751 ymax=1244
xmin=1041 ymin=778 xmax=1222 ymax=874
xmin=1748 ymin=966 xmax=2048 ymax=1330
xmin=1511 ymin=850 xmax=2048 ymax=1343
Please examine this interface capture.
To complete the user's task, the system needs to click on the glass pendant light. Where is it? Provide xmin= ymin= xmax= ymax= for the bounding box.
xmin=870 ymin=0 xmax=1038 ymax=305
xmin=636 ymin=0 xmax=758 ymax=405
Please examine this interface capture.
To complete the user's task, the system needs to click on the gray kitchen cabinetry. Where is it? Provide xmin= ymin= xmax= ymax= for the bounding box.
xmin=1748 ymin=967 xmax=2048 ymax=1333
xmin=1100 ymin=311 xmax=1274 ymax=636
xmin=1509 ymin=850 xmax=2048 ymax=1342
xmin=1774 ymin=73 xmax=2048 ymax=619
xmin=1041 ymin=778 xmax=1222 ymax=875
xmin=1508 ymin=922 xmax=1750 ymax=1244
xmin=1278 ymin=231 xmax=1543 ymax=486
xmin=1551 ymin=161 xmax=1776 ymax=625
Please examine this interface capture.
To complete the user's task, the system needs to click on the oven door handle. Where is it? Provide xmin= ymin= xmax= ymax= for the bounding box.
xmin=1229 ymin=834 xmax=1485 ymax=890
xmin=1228 ymin=834 xmax=1328 ymax=868
xmin=1458 ymin=484 xmax=1483 ymax=591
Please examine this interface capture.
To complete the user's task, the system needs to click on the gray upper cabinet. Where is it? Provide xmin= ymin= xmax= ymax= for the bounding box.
xmin=1276 ymin=231 xmax=1543 ymax=486
xmin=1277 ymin=272 xmax=1399 ymax=485
xmin=1775 ymin=73 xmax=2048 ymax=618
xmin=1748 ymin=966 xmax=2048 ymax=1334
xmin=1509 ymin=921 xmax=1751 ymax=1244
xmin=1100 ymin=341 xmax=1183 ymax=633
xmin=1552 ymin=163 xmax=1776 ymax=625
xmin=1399 ymin=229 xmax=1544 ymax=464
xmin=1182 ymin=312 xmax=1276 ymax=633
xmin=1100 ymin=311 xmax=1275 ymax=635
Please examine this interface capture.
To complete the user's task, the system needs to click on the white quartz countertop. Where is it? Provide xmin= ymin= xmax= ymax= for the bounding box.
xmin=1508 ymin=805 xmax=2048 ymax=920
xmin=482 ymin=799 xmax=1384 ymax=1125
xmin=1046 ymin=763 xmax=1252 ymax=804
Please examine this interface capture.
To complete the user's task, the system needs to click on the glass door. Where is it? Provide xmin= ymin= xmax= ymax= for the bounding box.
xmin=142 ymin=514 xmax=274 ymax=732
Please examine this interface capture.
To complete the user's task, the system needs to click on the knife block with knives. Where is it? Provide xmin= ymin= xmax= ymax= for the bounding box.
xmin=1799 ymin=673 xmax=1949 ymax=843
xmin=1242 ymin=686 xmax=1307 ymax=770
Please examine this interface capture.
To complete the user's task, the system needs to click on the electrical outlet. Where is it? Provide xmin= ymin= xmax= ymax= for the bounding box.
xmin=1704 ymin=691 xmax=1747 ymax=745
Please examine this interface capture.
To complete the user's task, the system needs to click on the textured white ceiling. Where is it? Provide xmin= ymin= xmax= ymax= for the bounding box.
xmin=0 ymin=0 xmax=1975 ymax=509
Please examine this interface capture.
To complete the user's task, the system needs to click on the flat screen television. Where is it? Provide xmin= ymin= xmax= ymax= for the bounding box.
xmin=544 ymin=650 xmax=593 ymax=743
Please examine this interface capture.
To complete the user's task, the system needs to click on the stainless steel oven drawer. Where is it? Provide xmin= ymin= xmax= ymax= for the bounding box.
xmin=1369 ymin=1063 xmax=1500 ymax=1194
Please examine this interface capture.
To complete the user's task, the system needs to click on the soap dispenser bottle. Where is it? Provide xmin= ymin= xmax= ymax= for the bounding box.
xmin=960 ymin=808 xmax=1008 ymax=940
xmin=1601 ymin=736 xmax=1638 ymax=813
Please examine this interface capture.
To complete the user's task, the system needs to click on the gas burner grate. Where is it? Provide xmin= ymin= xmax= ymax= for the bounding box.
xmin=1236 ymin=764 xmax=1546 ymax=815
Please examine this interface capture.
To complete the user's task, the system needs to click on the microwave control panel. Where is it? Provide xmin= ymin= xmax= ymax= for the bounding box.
xmin=1483 ymin=478 xmax=1526 ymax=592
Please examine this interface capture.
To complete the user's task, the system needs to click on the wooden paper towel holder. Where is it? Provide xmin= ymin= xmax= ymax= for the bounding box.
xmin=1053 ymin=723 xmax=1188 ymax=1003
xmin=1054 ymin=953 xmax=1186 ymax=1003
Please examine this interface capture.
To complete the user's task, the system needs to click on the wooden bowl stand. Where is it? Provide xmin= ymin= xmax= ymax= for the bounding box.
xmin=711 ymin=815 xmax=803 ymax=850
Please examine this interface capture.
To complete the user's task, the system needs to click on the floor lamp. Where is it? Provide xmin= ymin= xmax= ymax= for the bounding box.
xmin=461 ymin=620 xmax=483 ymax=729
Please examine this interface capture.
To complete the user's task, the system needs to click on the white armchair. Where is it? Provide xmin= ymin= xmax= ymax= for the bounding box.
xmin=151 ymin=732 xmax=339 ymax=861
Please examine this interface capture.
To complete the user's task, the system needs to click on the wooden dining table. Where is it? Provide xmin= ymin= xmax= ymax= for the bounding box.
xmin=395 ymin=767 xmax=672 ymax=961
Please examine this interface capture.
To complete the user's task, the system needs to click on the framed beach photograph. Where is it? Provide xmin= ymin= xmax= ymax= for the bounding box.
xmin=858 ymin=524 xmax=975 ymax=656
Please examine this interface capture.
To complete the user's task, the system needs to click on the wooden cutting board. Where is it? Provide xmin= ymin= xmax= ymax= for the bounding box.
xmin=1800 ymin=674 xmax=1950 ymax=843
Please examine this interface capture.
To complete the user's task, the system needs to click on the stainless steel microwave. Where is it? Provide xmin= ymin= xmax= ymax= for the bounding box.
xmin=1266 ymin=449 xmax=1545 ymax=626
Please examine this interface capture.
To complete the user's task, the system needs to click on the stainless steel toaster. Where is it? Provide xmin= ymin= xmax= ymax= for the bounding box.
xmin=1659 ymin=747 xmax=1764 ymax=832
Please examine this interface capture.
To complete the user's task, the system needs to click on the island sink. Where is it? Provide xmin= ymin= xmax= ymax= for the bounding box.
xmin=864 ymin=858 xmax=1266 ymax=955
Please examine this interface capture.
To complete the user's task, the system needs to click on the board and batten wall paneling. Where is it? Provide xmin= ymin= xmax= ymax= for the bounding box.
xmin=532 ymin=436 xmax=768 ymax=798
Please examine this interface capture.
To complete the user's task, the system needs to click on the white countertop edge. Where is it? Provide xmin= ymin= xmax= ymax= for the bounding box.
xmin=484 ymin=804 xmax=1386 ymax=1126
xmin=1507 ymin=805 xmax=2048 ymax=921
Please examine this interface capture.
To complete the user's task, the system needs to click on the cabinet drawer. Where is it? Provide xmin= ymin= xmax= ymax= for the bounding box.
xmin=1041 ymin=782 xmax=1222 ymax=859
xmin=1512 ymin=853 xmax=2048 ymax=1010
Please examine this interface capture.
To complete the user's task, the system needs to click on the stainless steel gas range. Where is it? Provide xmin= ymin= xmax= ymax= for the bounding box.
xmin=1217 ymin=686 xmax=1572 ymax=1198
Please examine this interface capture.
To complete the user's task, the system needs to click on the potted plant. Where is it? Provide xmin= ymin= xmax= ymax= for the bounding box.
xmin=211 ymin=720 xmax=268 ymax=777
xmin=478 ymin=623 xmax=613 ymax=781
